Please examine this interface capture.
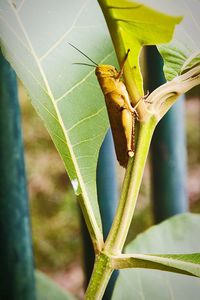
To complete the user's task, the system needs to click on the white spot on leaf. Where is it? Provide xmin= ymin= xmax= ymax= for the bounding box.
xmin=71 ymin=178 xmax=79 ymax=193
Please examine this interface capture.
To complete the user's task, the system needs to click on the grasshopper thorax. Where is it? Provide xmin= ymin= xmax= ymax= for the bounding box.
xmin=95 ymin=65 xmax=118 ymax=78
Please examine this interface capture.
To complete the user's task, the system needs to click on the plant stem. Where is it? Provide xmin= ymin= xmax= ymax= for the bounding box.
xmin=104 ymin=118 xmax=157 ymax=254
xmin=85 ymin=118 xmax=157 ymax=299
xmin=85 ymin=253 xmax=113 ymax=300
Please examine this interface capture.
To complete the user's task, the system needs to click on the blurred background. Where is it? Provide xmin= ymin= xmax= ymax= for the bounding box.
xmin=18 ymin=81 xmax=200 ymax=299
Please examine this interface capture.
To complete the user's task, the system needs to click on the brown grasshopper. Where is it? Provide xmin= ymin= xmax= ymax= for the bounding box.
xmin=69 ymin=43 xmax=140 ymax=168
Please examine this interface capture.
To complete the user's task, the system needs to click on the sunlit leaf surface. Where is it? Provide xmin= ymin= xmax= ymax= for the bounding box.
xmin=98 ymin=0 xmax=181 ymax=95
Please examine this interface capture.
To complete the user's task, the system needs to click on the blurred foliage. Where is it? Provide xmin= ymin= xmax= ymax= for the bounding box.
xmin=186 ymin=97 xmax=200 ymax=166
xmin=186 ymin=96 xmax=200 ymax=207
xmin=18 ymin=80 xmax=200 ymax=273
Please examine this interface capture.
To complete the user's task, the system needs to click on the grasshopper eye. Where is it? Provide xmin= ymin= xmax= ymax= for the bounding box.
xmin=95 ymin=71 xmax=101 ymax=75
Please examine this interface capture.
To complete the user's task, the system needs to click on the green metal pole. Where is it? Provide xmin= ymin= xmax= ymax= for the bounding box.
xmin=0 ymin=53 xmax=36 ymax=300
xmin=97 ymin=129 xmax=118 ymax=300
xmin=97 ymin=129 xmax=118 ymax=239
xmin=146 ymin=46 xmax=188 ymax=223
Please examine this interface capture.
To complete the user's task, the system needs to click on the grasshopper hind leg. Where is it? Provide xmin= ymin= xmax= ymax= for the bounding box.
xmin=121 ymin=109 xmax=135 ymax=157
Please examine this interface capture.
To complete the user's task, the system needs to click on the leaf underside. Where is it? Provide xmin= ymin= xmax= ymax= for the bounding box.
xmin=112 ymin=213 xmax=200 ymax=300
xmin=35 ymin=271 xmax=76 ymax=300
xmin=0 ymin=0 xmax=117 ymax=232
xmin=1 ymin=0 xmax=200 ymax=240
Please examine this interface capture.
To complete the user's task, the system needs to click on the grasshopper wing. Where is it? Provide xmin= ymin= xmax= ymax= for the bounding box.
xmin=105 ymin=93 xmax=135 ymax=168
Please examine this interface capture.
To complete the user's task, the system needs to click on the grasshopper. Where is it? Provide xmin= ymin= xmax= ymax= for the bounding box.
xmin=69 ymin=43 xmax=140 ymax=168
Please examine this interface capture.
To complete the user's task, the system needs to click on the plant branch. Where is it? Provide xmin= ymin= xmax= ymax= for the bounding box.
xmin=103 ymin=118 xmax=157 ymax=255
xmin=111 ymin=253 xmax=200 ymax=277
xmin=146 ymin=65 xmax=200 ymax=121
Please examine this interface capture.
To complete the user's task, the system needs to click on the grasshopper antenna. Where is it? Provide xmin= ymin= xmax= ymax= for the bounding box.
xmin=116 ymin=49 xmax=130 ymax=79
xmin=73 ymin=62 xmax=97 ymax=68
xmin=68 ymin=42 xmax=98 ymax=66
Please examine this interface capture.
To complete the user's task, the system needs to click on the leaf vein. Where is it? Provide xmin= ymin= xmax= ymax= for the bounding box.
xmin=39 ymin=0 xmax=90 ymax=62
xmin=67 ymin=106 xmax=105 ymax=132
xmin=0 ymin=38 xmax=48 ymax=95
xmin=183 ymin=1 xmax=200 ymax=34
xmin=55 ymin=50 xmax=114 ymax=102
xmin=0 ymin=13 xmax=30 ymax=53
xmin=52 ymin=132 xmax=68 ymax=146
xmin=55 ymin=69 xmax=95 ymax=102
xmin=17 ymin=0 xmax=25 ymax=12
xmin=77 ymin=155 xmax=96 ymax=159
xmin=72 ymin=133 xmax=103 ymax=148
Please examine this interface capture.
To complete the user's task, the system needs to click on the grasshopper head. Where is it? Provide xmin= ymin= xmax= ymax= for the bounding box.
xmin=95 ymin=65 xmax=118 ymax=78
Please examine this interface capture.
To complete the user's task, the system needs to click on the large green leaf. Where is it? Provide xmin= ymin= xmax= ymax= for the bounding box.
xmin=0 ymin=0 xmax=115 ymax=239
xmin=98 ymin=0 xmax=200 ymax=96
xmin=98 ymin=0 xmax=182 ymax=97
xmin=112 ymin=213 xmax=200 ymax=300
xmin=36 ymin=271 xmax=76 ymax=300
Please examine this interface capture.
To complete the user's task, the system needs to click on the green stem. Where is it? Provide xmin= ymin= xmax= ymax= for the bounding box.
xmin=104 ymin=118 xmax=157 ymax=254
xmin=85 ymin=253 xmax=113 ymax=300
xmin=85 ymin=118 xmax=156 ymax=299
